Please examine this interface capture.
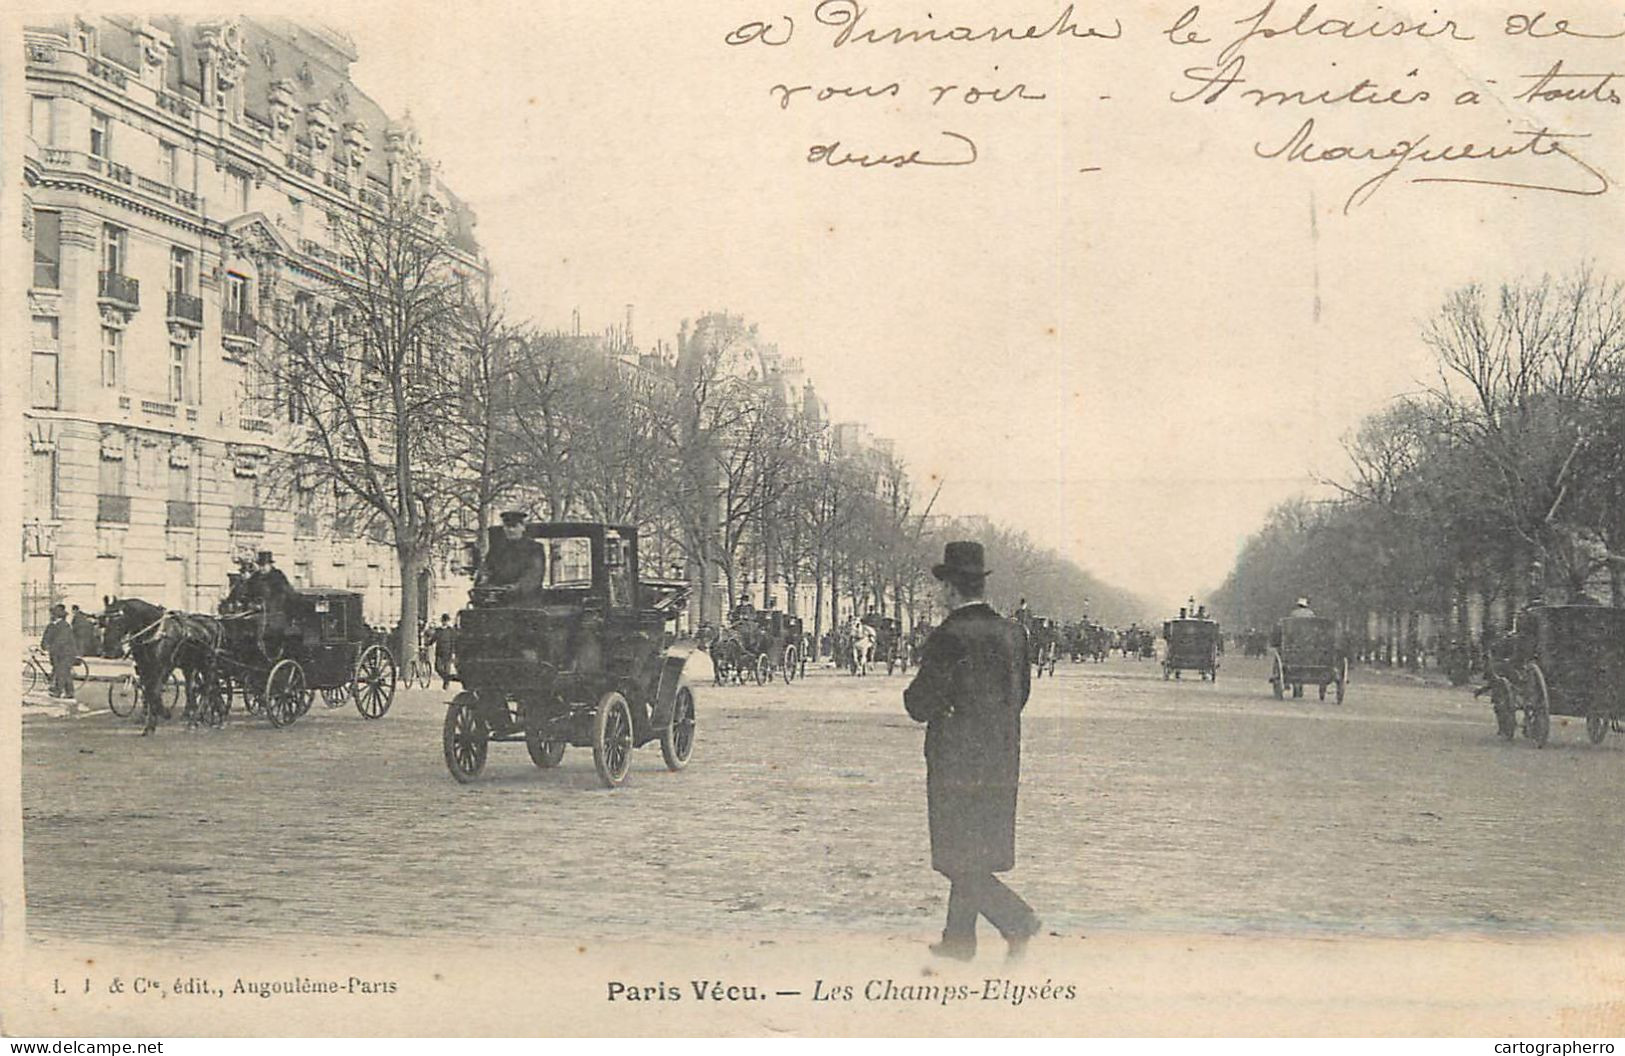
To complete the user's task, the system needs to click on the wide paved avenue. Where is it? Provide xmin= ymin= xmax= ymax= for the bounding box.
xmin=22 ymin=653 xmax=1625 ymax=948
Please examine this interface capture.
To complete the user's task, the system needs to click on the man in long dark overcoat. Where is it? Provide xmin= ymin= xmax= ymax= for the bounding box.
xmin=904 ymin=541 xmax=1040 ymax=960
xmin=42 ymin=603 xmax=81 ymax=701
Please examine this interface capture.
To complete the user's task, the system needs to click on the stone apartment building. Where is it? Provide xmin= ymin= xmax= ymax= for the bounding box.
xmin=21 ymin=15 xmax=485 ymax=633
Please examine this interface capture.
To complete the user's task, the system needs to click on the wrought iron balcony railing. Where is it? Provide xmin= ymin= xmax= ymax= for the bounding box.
xmin=98 ymin=271 xmax=139 ymax=308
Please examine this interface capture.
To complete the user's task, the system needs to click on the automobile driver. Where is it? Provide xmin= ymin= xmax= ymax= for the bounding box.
xmin=477 ymin=510 xmax=547 ymax=606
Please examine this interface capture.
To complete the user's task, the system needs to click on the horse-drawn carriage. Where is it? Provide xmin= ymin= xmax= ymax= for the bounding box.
xmin=212 ymin=584 xmax=399 ymax=728
xmin=442 ymin=522 xmax=701 ymax=787
xmin=1484 ymin=604 xmax=1625 ymax=748
xmin=1028 ymin=617 xmax=1060 ymax=678
xmin=709 ymin=605 xmax=803 ymax=685
xmin=102 ymin=578 xmax=397 ymax=733
xmin=1162 ymin=617 xmax=1221 ymax=681
xmin=870 ymin=615 xmax=905 ymax=675
xmin=1268 ymin=616 xmax=1346 ymax=703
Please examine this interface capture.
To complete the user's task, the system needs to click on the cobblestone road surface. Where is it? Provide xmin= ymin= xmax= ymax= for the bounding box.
xmin=21 ymin=655 xmax=1625 ymax=949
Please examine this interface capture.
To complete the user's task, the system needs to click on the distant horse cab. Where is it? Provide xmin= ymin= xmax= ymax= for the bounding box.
xmin=1484 ymin=604 xmax=1625 ymax=748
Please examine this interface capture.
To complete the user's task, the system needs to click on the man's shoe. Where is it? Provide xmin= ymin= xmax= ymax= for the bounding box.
xmin=1005 ymin=917 xmax=1043 ymax=962
xmin=929 ymin=938 xmax=976 ymax=962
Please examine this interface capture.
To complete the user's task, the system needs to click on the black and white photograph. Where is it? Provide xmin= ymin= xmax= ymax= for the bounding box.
xmin=5 ymin=0 xmax=1625 ymax=1039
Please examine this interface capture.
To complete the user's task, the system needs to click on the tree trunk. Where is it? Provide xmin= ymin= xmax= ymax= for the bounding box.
xmin=396 ymin=545 xmax=423 ymax=668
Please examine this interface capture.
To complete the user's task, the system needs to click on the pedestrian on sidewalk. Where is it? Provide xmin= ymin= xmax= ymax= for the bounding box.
xmin=425 ymin=613 xmax=458 ymax=689
xmin=70 ymin=604 xmax=99 ymax=658
xmin=904 ymin=541 xmax=1041 ymax=962
xmin=42 ymin=603 xmax=81 ymax=703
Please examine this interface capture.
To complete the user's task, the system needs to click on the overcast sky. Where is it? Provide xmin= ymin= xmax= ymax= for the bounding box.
xmin=339 ymin=0 xmax=1624 ymax=611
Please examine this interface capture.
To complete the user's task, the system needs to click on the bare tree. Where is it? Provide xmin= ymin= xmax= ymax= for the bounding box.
xmin=260 ymin=191 xmax=469 ymax=665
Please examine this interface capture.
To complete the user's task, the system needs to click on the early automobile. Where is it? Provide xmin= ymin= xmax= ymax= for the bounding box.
xmin=442 ymin=522 xmax=700 ymax=787
xmin=1484 ymin=604 xmax=1625 ymax=748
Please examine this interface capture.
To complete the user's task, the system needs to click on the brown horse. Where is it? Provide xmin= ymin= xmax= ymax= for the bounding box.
xmin=101 ymin=597 xmax=227 ymax=735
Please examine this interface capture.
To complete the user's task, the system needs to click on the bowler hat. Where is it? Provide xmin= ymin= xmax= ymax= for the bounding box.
xmin=932 ymin=541 xmax=991 ymax=581
xmin=500 ymin=510 xmax=528 ymax=526
xmin=256 ymin=550 xmax=275 ymax=565
xmin=50 ymin=603 xmax=67 ymax=617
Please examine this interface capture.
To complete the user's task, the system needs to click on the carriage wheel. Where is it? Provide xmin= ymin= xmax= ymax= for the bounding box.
xmin=660 ymin=686 xmax=696 ymax=771
xmin=753 ymin=654 xmax=769 ymax=687
xmin=322 ymin=687 xmax=349 ymax=709
xmin=525 ymin=712 xmax=567 ymax=769
xmin=781 ymin=646 xmax=797 ymax=685
xmin=293 ymin=686 xmax=314 ymax=719
xmin=352 ymin=644 xmax=397 ymax=720
xmin=443 ymin=703 xmax=488 ymax=783
xmin=187 ymin=667 xmax=228 ymax=728
xmin=1270 ymin=653 xmax=1285 ymax=700
xmin=1334 ymin=659 xmax=1347 ymax=705
xmin=1586 ymin=711 xmax=1608 ymax=746
xmin=1522 ymin=662 xmax=1551 ymax=748
xmin=264 ymin=660 xmax=307 ymax=728
xmin=592 ymin=691 xmax=634 ymax=788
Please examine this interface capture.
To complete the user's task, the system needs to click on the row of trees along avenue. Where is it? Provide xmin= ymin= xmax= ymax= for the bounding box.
xmin=255 ymin=193 xmax=1149 ymax=666
xmin=1210 ymin=266 xmax=1625 ymax=666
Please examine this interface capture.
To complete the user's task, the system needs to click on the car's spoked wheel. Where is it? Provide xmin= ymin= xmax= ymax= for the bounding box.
xmin=443 ymin=703 xmax=488 ymax=783
xmin=782 ymin=647 xmax=796 ymax=685
xmin=661 ymin=686 xmax=696 ymax=771
xmin=592 ymin=691 xmax=634 ymax=788
xmin=352 ymin=644 xmax=397 ymax=719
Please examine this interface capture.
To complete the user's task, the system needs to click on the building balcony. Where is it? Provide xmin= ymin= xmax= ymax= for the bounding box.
xmin=106 ymin=161 xmax=134 ymax=186
xmin=98 ymin=271 xmax=140 ymax=309
xmin=323 ymin=169 xmax=350 ymax=193
xmin=289 ymin=155 xmax=316 ymax=178
xmin=240 ymin=416 xmax=272 ymax=435
xmin=230 ymin=506 xmax=265 ymax=534
xmin=87 ymin=56 xmax=129 ymax=89
xmin=174 ymin=188 xmax=200 ymax=210
xmin=156 ymin=92 xmax=195 ymax=120
xmin=25 ymin=41 xmax=60 ymax=65
xmin=140 ymin=399 xmax=178 ymax=418
xmin=97 ymin=494 xmax=131 ymax=524
xmin=222 ymin=308 xmax=256 ymax=349
xmin=166 ymin=500 xmax=195 ymax=528
xmin=167 ymin=290 xmax=204 ymax=327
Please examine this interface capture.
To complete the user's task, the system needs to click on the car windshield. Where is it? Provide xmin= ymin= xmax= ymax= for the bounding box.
xmin=545 ymin=536 xmax=593 ymax=587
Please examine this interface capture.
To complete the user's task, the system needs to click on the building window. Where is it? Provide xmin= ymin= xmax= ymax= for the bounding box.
xmin=30 ymin=96 xmax=55 ymax=145
xmin=169 ymin=341 xmax=192 ymax=403
xmin=101 ymin=327 xmax=122 ymax=387
xmin=168 ymin=461 xmax=192 ymax=503
xmin=76 ymin=24 xmax=96 ymax=55
xmin=31 ymin=448 xmax=59 ymax=519
xmin=226 ymin=272 xmax=250 ymax=316
xmin=170 ymin=247 xmax=193 ymax=294
xmin=90 ymin=111 xmax=111 ymax=159
xmin=32 ymin=211 xmax=60 ymax=289
xmin=99 ymin=450 xmax=126 ymax=496
xmin=160 ymin=142 xmax=177 ymax=185
xmin=234 ymin=170 xmax=251 ymax=212
xmin=31 ymin=317 xmax=60 ymax=410
xmin=102 ymin=224 xmax=126 ymax=275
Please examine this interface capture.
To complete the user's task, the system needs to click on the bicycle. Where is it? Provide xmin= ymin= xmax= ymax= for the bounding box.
xmin=408 ymin=655 xmax=435 ymax=690
xmin=23 ymin=650 xmax=89 ymax=699
xmin=107 ymin=669 xmax=184 ymax=720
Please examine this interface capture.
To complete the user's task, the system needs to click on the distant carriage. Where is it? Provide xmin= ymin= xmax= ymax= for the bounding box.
xmin=1484 ymin=604 xmax=1625 ymax=748
xmin=1028 ymin=617 xmax=1060 ymax=678
xmin=1162 ymin=617 xmax=1221 ymax=682
xmin=1268 ymin=616 xmax=1346 ymax=703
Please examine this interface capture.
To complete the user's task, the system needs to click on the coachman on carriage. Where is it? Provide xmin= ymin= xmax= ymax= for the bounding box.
xmin=100 ymin=551 xmax=397 ymax=734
